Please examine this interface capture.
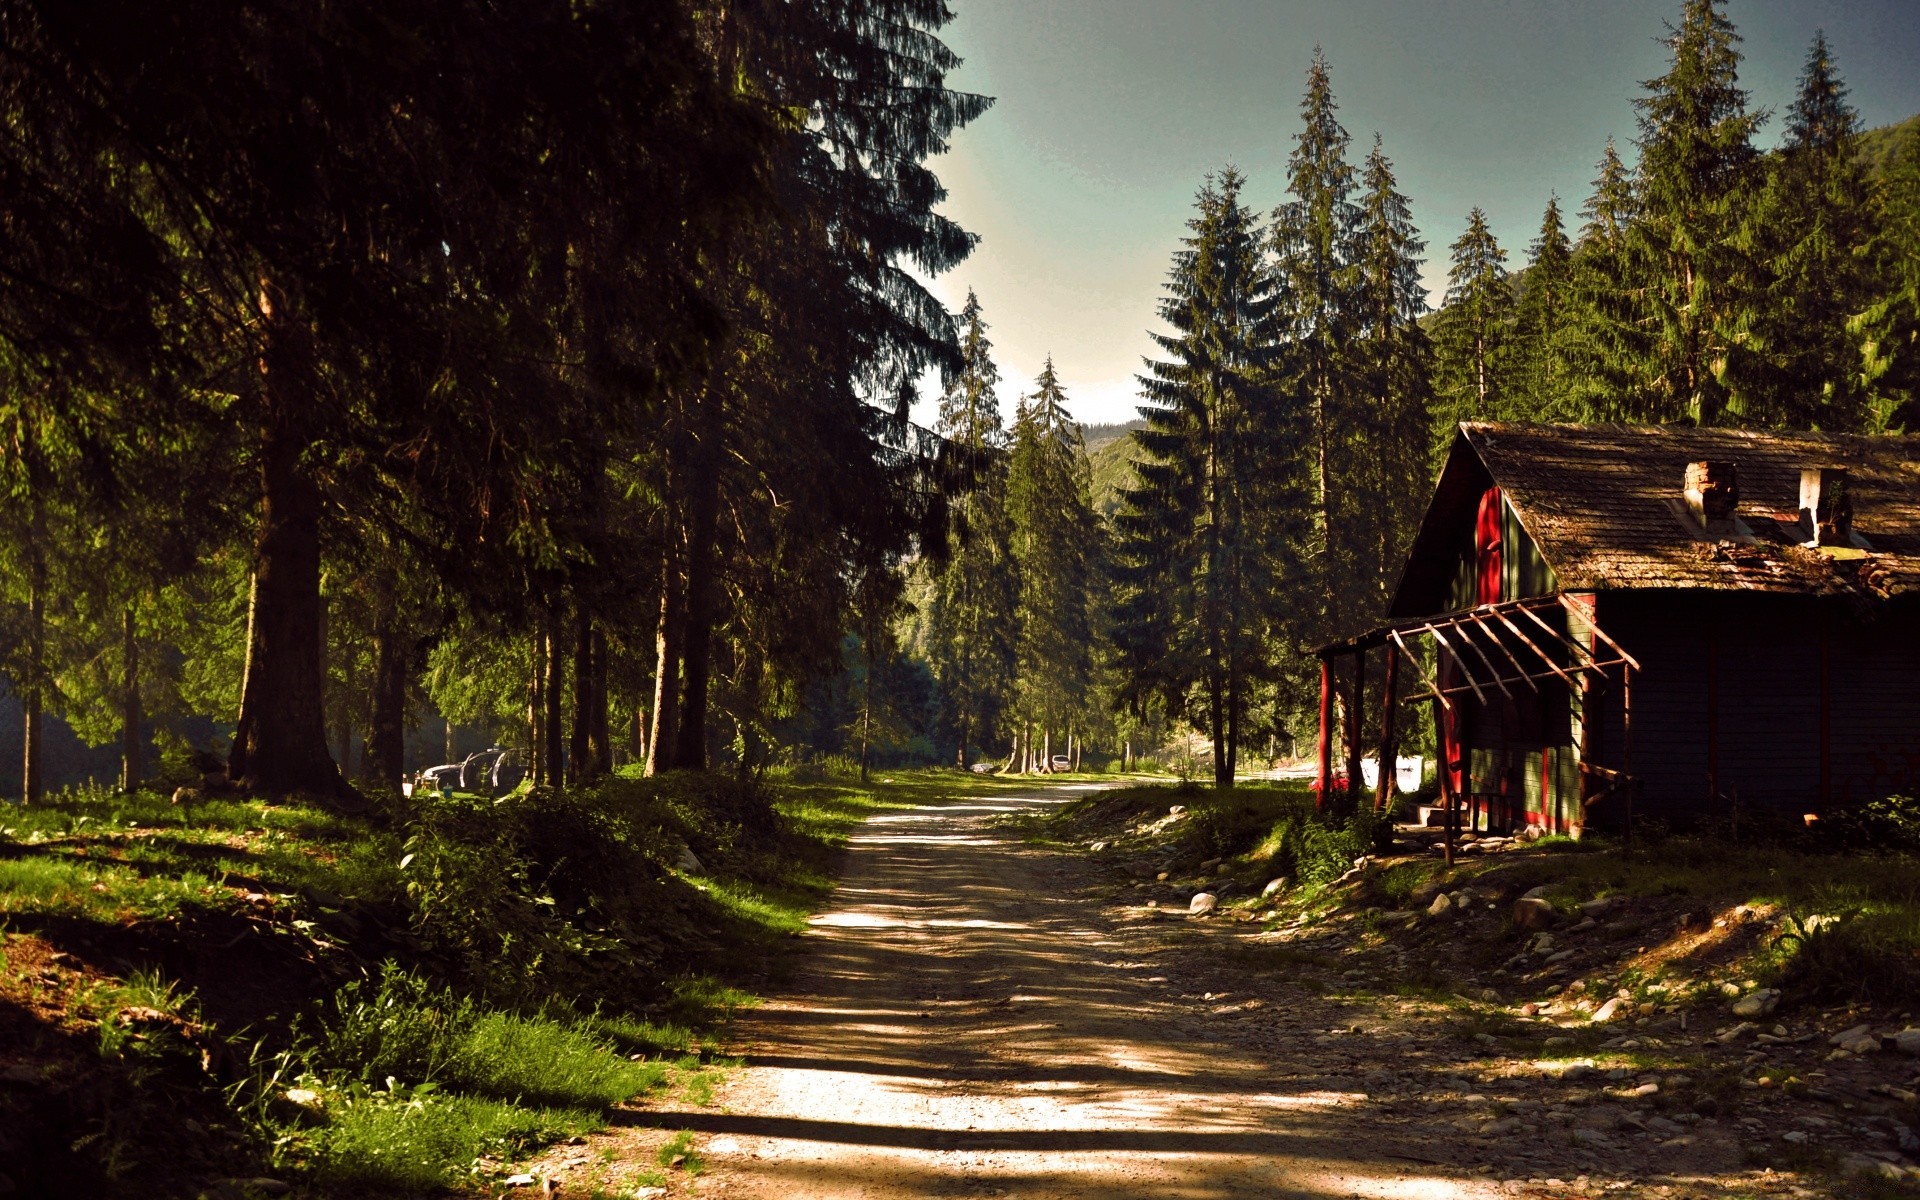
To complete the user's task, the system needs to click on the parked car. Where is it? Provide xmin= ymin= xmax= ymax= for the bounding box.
xmin=415 ymin=746 xmax=525 ymax=797
xmin=1050 ymin=754 xmax=1072 ymax=771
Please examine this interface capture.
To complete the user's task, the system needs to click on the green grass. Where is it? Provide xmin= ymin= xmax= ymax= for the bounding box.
xmin=1 ymin=767 xmax=934 ymax=1197
xmin=298 ymin=1086 xmax=599 ymax=1193
xmin=450 ymin=1010 xmax=665 ymax=1109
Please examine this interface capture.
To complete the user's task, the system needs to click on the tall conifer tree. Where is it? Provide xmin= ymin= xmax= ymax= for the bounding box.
xmin=1272 ymin=50 xmax=1359 ymax=565
xmin=1116 ymin=171 xmax=1298 ymax=787
xmin=1349 ymin=137 xmax=1432 ymax=610
xmin=1513 ymin=196 xmax=1574 ymax=418
xmin=925 ymin=291 xmax=1017 ymax=766
xmin=1627 ymin=0 xmax=1765 ymax=425
xmin=1006 ymin=361 xmax=1096 ymax=770
xmin=1747 ymin=32 xmax=1875 ymax=430
xmin=1563 ymin=138 xmax=1647 ymax=420
xmin=1432 ymin=208 xmax=1513 ymax=449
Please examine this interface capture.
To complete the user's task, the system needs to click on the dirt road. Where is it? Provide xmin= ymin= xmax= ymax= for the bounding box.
xmin=623 ymin=783 xmax=1534 ymax=1199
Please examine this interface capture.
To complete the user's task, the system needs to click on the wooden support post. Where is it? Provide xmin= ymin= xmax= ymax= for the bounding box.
xmin=1818 ymin=608 xmax=1832 ymax=809
xmin=1622 ymin=666 xmax=1635 ymax=857
xmin=1432 ymin=696 xmax=1454 ymax=867
xmin=1706 ymin=597 xmax=1720 ymax=810
xmin=1346 ymin=649 xmax=1365 ymax=817
xmin=1316 ymin=657 xmax=1333 ymax=811
xmin=1375 ymin=644 xmax=1399 ymax=813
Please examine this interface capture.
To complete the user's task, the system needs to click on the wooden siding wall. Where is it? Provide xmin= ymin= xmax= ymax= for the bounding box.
xmin=1594 ymin=592 xmax=1920 ymax=815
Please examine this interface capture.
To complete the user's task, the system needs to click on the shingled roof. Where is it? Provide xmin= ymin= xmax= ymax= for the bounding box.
xmin=1389 ymin=422 xmax=1920 ymax=617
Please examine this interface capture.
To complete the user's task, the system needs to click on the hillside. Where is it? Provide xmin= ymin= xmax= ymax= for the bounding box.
xmin=1082 ymin=420 xmax=1144 ymax=517
xmin=1859 ymin=112 xmax=1920 ymax=182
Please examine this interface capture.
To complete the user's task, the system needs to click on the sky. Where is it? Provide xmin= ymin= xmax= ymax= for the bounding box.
xmin=912 ymin=0 xmax=1920 ymax=427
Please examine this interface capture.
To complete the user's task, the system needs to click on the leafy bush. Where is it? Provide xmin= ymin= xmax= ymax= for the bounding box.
xmin=1262 ymin=803 xmax=1381 ymax=887
xmin=1772 ymin=906 xmax=1920 ymax=1003
xmin=1818 ymin=795 xmax=1920 ymax=855
xmin=299 ymin=963 xmax=477 ymax=1088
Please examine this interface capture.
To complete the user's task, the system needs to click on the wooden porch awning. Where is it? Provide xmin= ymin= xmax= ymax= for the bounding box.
xmin=1316 ymin=593 xmax=1639 ymax=712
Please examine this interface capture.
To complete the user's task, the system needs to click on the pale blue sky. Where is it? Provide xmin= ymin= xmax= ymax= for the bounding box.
xmin=916 ymin=0 xmax=1920 ymax=426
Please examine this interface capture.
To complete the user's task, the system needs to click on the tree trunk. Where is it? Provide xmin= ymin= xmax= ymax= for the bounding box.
xmin=543 ymin=610 xmax=565 ymax=787
xmin=956 ymin=717 xmax=969 ymax=770
xmin=859 ymin=629 xmax=874 ymax=784
xmin=631 ymin=706 xmax=646 ymax=767
xmin=22 ymin=561 xmax=43 ymax=805
xmin=591 ymin=627 xmax=611 ymax=775
xmin=121 ymin=605 xmax=140 ymax=794
xmin=646 ymin=550 xmax=681 ymax=776
xmin=366 ymin=609 xmax=408 ymax=793
xmin=570 ymin=611 xmax=592 ymax=784
xmin=228 ymin=301 xmax=350 ymax=803
xmin=672 ymin=395 xmax=722 ymax=771
xmin=528 ymin=631 xmax=543 ymax=785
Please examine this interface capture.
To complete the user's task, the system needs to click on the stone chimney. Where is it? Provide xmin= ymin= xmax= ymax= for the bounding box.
xmin=1684 ymin=460 xmax=1740 ymax=537
xmin=1800 ymin=467 xmax=1853 ymax=546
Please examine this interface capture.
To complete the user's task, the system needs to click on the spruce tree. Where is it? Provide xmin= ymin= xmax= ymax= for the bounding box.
xmin=1562 ymin=138 xmax=1648 ymax=420
xmin=925 ymin=291 xmax=1018 ymax=766
xmin=1116 ymin=171 xmax=1298 ymax=787
xmin=1858 ymin=126 xmax=1920 ymax=430
xmin=1512 ymin=196 xmax=1574 ymax=418
xmin=1627 ymin=0 xmax=1765 ymax=425
xmin=1271 ymin=50 xmax=1359 ymax=562
xmin=1432 ymin=208 xmax=1513 ymax=447
xmin=1350 ymin=137 xmax=1432 ymax=610
xmin=1746 ymin=32 xmax=1875 ymax=430
xmin=1006 ymin=361 xmax=1097 ymax=771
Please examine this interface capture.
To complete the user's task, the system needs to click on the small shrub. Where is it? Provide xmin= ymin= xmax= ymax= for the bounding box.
xmin=300 ymin=963 xmax=477 ymax=1087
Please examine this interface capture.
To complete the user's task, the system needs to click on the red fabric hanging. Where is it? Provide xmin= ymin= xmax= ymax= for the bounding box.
xmin=1475 ymin=486 xmax=1504 ymax=606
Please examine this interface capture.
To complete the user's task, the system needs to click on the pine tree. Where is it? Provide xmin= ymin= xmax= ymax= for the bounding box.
xmin=1746 ymin=32 xmax=1875 ymax=430
xmin=1432 ymin=208 xmax=1513 ymax=446
xmin=1858 ymin=124 xmax=1920 ymax=430
xmin=1627 ymin=0 xmax=1765 ymax=425
xmin=1272 ymin=49 xmax=1359 ymax=562
xmin=925 ymin=291 xmax=1018 ymax=766
xmin=1512 ymin=195 xmax=1574 ymax=417
xmin=1349 ymin=136 xmax=1432 ymax=611
xmin=1116 ymin=171 xmax=1298 ymax=787
xmin=1006 ymin=361 xmax=1097 ymax=770
xmin=1562 ymin=138 xmax=1647 ymax=421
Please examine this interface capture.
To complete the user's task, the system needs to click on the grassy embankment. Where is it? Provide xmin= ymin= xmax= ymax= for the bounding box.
xmin=1020 ymin=782 xmax=1920 ymax=1189
xmin=0 ymin=766 xmax=946 ymax=1198
xmin=1023 ymin=780 xmax=1920 ymax=1007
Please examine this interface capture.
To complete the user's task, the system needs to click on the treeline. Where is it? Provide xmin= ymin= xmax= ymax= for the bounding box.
xmin=907 ymin=0 xmax=1920 ymax=787
xmin=904 ymin=297 xmax=1149 ymax=775
xmin=0 ymin=0 xmax=986 ymax=803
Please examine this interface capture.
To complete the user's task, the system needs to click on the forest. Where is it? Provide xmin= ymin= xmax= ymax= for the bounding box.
xmin=3 ymin=0 xmax=1920 ymax=803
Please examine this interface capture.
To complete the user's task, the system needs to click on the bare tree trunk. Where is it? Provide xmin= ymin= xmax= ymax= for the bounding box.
xmin=591 ymin=627 xmax=611 ymax=775
xmin=229 ymin=284 xmax=350 ymax=803
xmin=646 ymin=551 xmax=681 ymax=776
xmin=859 ymin=631 xmax=874 ymax=784
xmin=570 ymin=612 xmax=592 ymax=783
xmin=543 ymin=610 xmax=565 ymax=787
xmin=366 ymin=600 xmax=408 ymax=793
xmin=673 ymin=405 xmax=721 ymax=771
xmin=231 ymin=301 xmax=353 ymax=806
xmin=528 ymin=631 xmax=543 ymax=785
xmin=22 ymin=549 xmax=43 ymax=805
xmin=120 ymin=605 xmax=140 ymax=793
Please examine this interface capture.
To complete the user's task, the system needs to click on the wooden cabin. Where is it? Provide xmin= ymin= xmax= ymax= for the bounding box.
xmin=1319 ymin=422 xmax=1920 ymax=836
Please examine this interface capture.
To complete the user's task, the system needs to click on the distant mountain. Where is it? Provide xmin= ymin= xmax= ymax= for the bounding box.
xmin=1080 ymin=419 xmax=1144 ymax=453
